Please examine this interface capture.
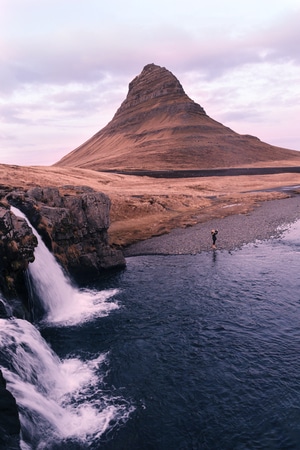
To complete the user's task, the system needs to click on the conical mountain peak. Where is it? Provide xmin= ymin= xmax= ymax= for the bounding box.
xmin=55 ymin=64 xmax=300 ymax=171
xmin=113 ymin=63 xmax=206 ymax=122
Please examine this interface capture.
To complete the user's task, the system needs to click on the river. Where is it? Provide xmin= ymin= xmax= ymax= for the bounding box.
xmin=1 ymin=211 xmax=300 ymax=449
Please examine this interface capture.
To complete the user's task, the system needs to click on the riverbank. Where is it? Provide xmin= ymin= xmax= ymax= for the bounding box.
xmin=1 ymin=163 xmax=300 ymax=251
xmin=124 ymin=195 xmax=300 ymax=256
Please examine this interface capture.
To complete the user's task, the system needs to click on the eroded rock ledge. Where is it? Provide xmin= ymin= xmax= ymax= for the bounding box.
xmin=0 ymin=185 xmax=125 ymax=316
xmin=0 ymin=370 xmax=21 ymax=449
xmin=0 ymin=199 xmax=37 ymax=316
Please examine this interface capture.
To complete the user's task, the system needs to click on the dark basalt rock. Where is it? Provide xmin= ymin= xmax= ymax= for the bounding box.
xmin=6 ymin=186 xmax=126 ymax=282
xmin=0 ymin=185 xmax=125 ymax=316
xmin=0 ymin=370 xmax=21 ymax=449
xmin=0 ymin=201 xmax=37 ymax=317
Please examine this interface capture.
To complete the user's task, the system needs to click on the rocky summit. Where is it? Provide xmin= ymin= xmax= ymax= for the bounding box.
xmin=55 ymin=63 xmax=300 ymax=171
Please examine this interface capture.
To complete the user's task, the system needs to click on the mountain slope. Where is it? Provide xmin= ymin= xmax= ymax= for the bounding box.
xmin=55 ymin=64 xmax=300 ymax=171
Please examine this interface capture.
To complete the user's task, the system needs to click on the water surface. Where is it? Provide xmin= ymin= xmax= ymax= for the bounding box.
xmin=2 ymin=216 xmax=300 ymax=449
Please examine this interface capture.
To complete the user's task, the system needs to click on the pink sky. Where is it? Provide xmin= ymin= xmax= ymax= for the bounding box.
xmin=1 ymin=0 xmax=300 ymax=165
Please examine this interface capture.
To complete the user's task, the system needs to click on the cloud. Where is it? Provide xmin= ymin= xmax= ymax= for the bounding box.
xmin=1 ymin=1 xmax=300 ymax=164
xmin=1 ymin=7 xmax=299 ymax=97
xmin=0 ymin=103 xmax=31 ymax=125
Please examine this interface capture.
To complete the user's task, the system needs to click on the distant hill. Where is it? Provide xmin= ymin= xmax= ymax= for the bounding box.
xmin=55 ymin=63 xmax=300 ymax=171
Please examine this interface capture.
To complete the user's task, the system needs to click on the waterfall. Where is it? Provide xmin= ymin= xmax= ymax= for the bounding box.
xmin=10 ymin=206 xmax=119 ymax=325
xmin=0 ymin=317 xmax=132 ymax=449
xmin=0 ymin=207 xmax=133 ymax=449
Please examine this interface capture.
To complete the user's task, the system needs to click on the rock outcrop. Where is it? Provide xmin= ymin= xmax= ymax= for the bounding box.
xmin=0 ymin=185 xmax=125 ymax=315
xmin=6 ymin=186 xmax=126 ymax=282
xmin=0 ymin=370 xmax=21 ymax=449
xmin=55 ymin=63 xmax=300 ymax=171
xmin=0 ymin=200 xmax=37 ymax=317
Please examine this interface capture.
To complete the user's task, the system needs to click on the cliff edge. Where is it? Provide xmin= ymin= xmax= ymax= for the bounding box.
xmin=0 ymin=186 xmax=125 ymax=318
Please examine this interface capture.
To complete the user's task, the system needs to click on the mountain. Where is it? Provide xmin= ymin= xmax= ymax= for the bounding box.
xmin=55 ymin=63 xmax=300 ymax=171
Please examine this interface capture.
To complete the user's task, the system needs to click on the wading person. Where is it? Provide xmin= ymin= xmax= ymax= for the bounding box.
xmin=211 ymin=229 xmax=218 ymax=249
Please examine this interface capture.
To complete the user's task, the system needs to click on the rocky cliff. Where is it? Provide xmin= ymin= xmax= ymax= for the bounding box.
xmin=0 ymin=199 xmax=37 ymax=317
xmin=0 ymin=370 xmax=21 ymax=449
xmin=55 ymin=63 xmax=300 ymax=171
xmin=0 ymin=186 xmax=125 ymax=317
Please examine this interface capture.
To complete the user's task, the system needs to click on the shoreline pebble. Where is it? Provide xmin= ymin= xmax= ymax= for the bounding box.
xmin=124 ymin=195 xmax=300 ymax=256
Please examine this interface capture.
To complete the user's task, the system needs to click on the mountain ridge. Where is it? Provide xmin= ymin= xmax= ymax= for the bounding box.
xmin=55 ymin=63 xmax=300 ymax=171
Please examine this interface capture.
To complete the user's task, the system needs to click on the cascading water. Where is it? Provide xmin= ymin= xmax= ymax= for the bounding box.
xmin=0 ymin=207 xmax=133 ymax=449
xmin=11 ymin=206 xmax=119 ymax=325
xmin=0 ymin=316 xmax=132 ymax=449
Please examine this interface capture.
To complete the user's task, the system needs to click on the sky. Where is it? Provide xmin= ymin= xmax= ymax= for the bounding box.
xmin=1 ymin=0 xmax=300 ymax=166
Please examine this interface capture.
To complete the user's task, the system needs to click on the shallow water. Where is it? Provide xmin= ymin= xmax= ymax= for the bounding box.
xmin=2 ymin=217 xmax=300 ymax=449
xmin=43 ymin=219 xmax=300 ymax=449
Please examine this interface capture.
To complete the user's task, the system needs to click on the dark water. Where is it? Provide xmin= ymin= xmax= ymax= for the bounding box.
xmin=41 ymin=221 xmax=300 ymax=449
xmin=2 ymin=217 xmax=300 ymax=449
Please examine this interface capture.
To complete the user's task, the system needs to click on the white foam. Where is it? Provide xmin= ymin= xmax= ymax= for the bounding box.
xmin=43 ymin=287 xmax=120 ymax=326
xmin=4 ymin=208 xmax=133 ymax=448
xmin=11 ymin=206 xmax=120 ymax=325
xmin=0 ymin=318 xmax=133 ymax=448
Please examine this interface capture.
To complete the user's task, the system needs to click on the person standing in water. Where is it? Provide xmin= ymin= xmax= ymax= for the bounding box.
xmin=211 ymin=229 xmax=218 ymax=249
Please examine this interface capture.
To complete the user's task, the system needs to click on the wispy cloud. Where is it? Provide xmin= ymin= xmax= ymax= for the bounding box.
xmin=1 ymin=0 xmax=299 ymax=164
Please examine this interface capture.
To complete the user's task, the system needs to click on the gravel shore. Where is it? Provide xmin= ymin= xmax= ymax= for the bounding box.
xmin=124 ymin=195 xmax=300 ymax=256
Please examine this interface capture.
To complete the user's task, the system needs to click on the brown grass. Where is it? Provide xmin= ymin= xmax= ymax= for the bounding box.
xmin=1 ymin=163 xmax=300 ymax=248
